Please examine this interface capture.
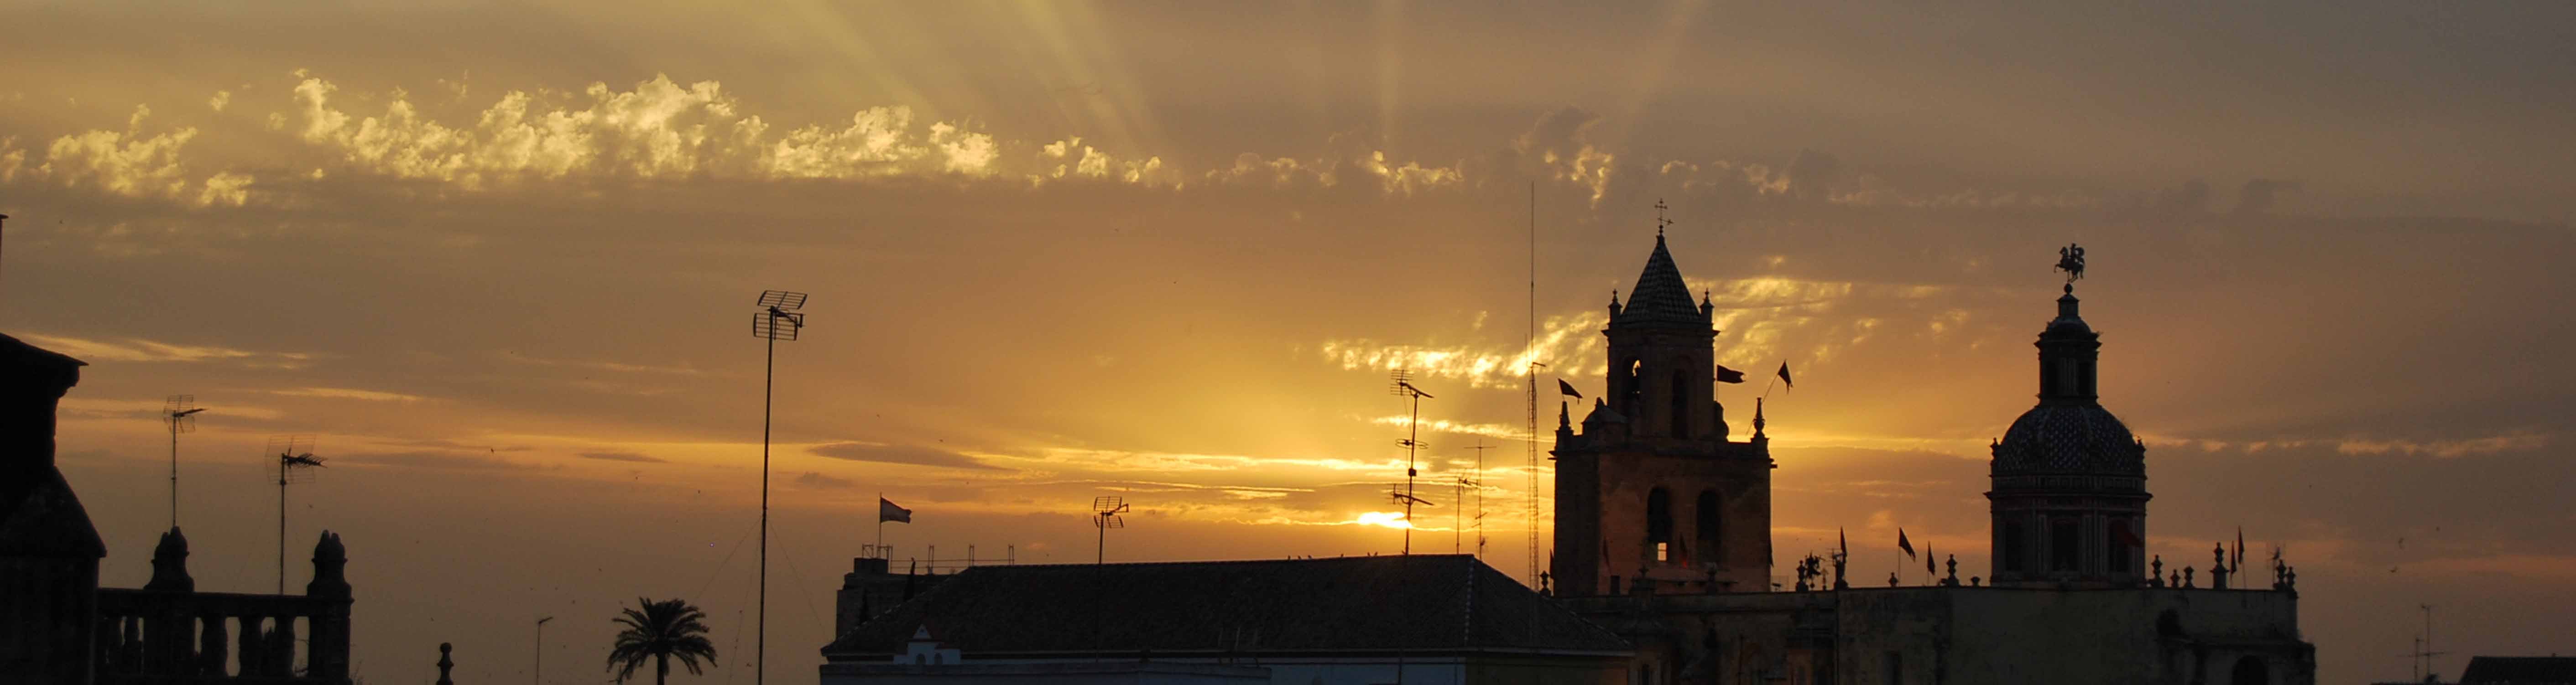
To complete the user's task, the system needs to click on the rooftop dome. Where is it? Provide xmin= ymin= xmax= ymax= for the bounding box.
xmin=1992 ymin=404 xmax=2144 ymax=476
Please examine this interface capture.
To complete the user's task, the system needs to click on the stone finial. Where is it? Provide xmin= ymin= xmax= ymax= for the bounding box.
xmin=436 ymin=643 xmax=454 ymax=685
xmin=307 ymin=530 xmax=350 ymax=597
xmin=1752 ymin=397 xmax=1767 ymax=438
xmin=1970 ymin=576 xmax=1981 ymax=586
xmin=2182 ymin=566 xmax=2195 ymax=588
xmin=1943 ymin=555 xmax=1959 ymax=586
xmin=1558 ymin=401 xmax=1570 ymax=430
xmin=1608 ymin=290 xmax=1622 ymax=317
xmin=1887 ymin=572 xmax=1899 ymax=587
xmin=146 ymin=526 xmax=194 ymax=592
xmin=2151 ymin=554 xmax=2164 ymax=586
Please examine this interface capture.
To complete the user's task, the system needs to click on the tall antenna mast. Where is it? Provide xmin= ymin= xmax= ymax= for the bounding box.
xmin=750 ymin=289 xmax=808 ymax=685
xmin=1091 ymin=496 xmax=1130 ymax=564
xmin=162 ymin=395 xmax=204 ymax=529
xmin=263 ymin=435 xmax=322 ymax=594
xmin=1526 ymin=180 xmax=1543 ymax=586
xmin=1467 ymin=438 xmax=1493 ymax=560
xmin=1389 ymin=369 xmax=1433 ymax=554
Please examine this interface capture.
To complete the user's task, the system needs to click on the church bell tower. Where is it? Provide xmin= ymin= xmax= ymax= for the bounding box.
xmin=1551 ymin=214 xmax=1773 ymax=597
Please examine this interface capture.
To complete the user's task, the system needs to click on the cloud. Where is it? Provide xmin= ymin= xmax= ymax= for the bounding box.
xmin=17 ymin=333 xmax=313 ymax=368
xmin=268 ymin=387 xmax=426 ymax=402
xmin=208 ymin=90 xmax=230 ymax=112
xmin=793 ymin=471 xmax=854 ymax=488
xmin=27 ymin=105 xmax=250 ymax=207
xmin=579 ymin=451 xmax=667 ymax=463
xmin=808 ymin=442 xmax=1004 ymax=470
xmin=336 ymin=451 xmax=529 ymax=471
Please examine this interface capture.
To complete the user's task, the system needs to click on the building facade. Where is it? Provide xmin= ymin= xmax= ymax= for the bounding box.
xmin=1549 ymin=235 xmax=2315 ymax=685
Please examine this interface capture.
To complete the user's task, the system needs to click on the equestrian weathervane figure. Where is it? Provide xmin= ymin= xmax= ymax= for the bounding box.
xmin=2055 ymin=244 xmax=2087 ymax=285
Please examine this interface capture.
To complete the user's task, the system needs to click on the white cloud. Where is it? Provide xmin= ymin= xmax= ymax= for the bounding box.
xmin=29 ymin=106 xmax=252 ymax=207
xmin=208 ymin=90 xmax=231 ymax=112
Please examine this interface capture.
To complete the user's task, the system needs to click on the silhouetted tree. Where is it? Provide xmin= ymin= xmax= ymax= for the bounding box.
xmin=605 ymin=597 xmax=717 ymax=685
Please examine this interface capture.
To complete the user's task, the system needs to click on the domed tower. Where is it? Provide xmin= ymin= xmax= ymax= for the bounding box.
xmin=1987 ymin=247 xmax=2149 ymax=587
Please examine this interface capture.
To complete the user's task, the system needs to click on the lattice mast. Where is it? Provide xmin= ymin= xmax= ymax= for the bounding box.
xmin=1526 ymin=181 xmax=1544 ymax=586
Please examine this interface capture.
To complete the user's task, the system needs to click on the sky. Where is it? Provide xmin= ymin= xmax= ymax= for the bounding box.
xmin=6 ymin=1 xmax=2573 ymax=683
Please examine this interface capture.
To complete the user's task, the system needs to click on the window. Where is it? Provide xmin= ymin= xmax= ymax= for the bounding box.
xmin=2050 ymin=518 xmax=2080 ymax=572
xmin=1647 ymin=488 xmax=1672 ymax=562
xmin=1670 ymin=369 xmax=1691 ymax=437
xmin=1884 ymin=651 xmax=1902 ymax=685
xmin=2107 ymin=517 xmax=2131 ymax=573
xmin=1695 ymin=490 xmax=1721 ymax=566
xmin=2230 ymin=656 xmax=2268 ymax=685
xmin=1656 ymin=542 xmax=1669 ymax=562
xmin=1622 ymin=359 xmax=1643 ymax=413
xmin=2001 ymin=519 xmax=2024 ymax=573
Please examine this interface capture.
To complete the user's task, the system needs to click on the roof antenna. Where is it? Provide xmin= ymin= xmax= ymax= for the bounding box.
xmin=1464 ymin=438 xmax=1493 ymax=559
xmin=1389 ymin=369 xmax=1434 ymax=554
xmin=263 ymin=435 xmax=323 ymax=594
xmin=1091 ymin=496 xmax=1130 ymax=564
xmin=751 ymin=288 xmax=808 ymax=685
xmin=162 ymin=394 xmax=205 ymax=529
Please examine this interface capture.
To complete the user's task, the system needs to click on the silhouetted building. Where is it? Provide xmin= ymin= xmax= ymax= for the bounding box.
xmin=1552 ymin=231 xmax=1774 ymax=597
xmin=1547 ymin=236 xmax=2315 ymax=684
xmin=2461 ymin=656 xmax=2576 ymax=685
xmin=820 ymin=555 xmax=1632 ymax=684
xmin=0 ymin=332 xmax=357 ymax=685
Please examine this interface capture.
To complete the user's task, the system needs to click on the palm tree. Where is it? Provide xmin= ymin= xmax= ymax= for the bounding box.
xmin=605 ymin=597 xmax=718 ymax=685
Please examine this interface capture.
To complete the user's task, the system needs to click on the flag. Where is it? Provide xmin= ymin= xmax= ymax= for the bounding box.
xmin=1926 ymin=543 xmax=1936 ymax=576
xmin=879 ymin=498 xmax=912 ymax=524
xmin=1898 ymin=528 xmax=1915 ymax=559
xmin=1716 ymin=365 xmax=1746 ymax=384
xmin=1776 ymin=362 xmax=1794 ymax=390
xmin=1838 ymin=527 xmax=1847 ymax=555
xmin=1557 ymin=379 xmax=1583 ymax=399
xmin=2235 ymin=527 xmax=2245 ymax=570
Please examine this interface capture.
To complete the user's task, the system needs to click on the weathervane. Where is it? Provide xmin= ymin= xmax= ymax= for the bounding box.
xmin=2055 ymin=243 xmax=2087 ymax=288
xmin=1653 ymin=198 xmax=1674 ymax=237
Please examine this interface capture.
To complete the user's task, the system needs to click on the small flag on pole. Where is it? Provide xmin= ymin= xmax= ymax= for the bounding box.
xmin=1557 ymin=379 xmax=1583 ymax=399
xmin=1926 ymin=542 xmax=1936 ymax=576
xmin=879 ymin=498 xmax=913 ymax=524
xmin=1776 ymin=362 xmax=1795 ymax=390
xmin=1716 ymin=365 xmax=1746 ymax=384
xmin=2235 ymin=527 xmax=2245 ymax=570
xmin=1898 ymin=528 xmax=1916 ymax=559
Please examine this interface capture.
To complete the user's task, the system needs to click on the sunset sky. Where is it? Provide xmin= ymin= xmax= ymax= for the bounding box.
xmin=8 ymin=2 xmax=2573 ymax=683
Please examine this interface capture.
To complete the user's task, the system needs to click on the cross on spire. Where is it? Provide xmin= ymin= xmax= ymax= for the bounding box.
xmin=1653 ymin=198 xmax=1673 ymax=237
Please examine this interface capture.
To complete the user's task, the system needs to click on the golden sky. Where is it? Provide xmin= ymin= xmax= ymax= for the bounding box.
xmin=7 ymin=1 xmax=2573 ymax=683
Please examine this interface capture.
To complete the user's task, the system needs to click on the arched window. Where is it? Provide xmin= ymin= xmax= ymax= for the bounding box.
xmin=2107 ymin=517 xmax=2132 ymax=573
xmin=1622 ymin=359 xmax=1644 ymax=414
xmin=1670 ymin=369 xmax=1691 ymax=438
xmin=1647 ymin=488 xmax=1673 ymax=562
xmin=1695 ymin=490 xmax=1721 ymax=566
xmin=2001 ymin=519 xmax=2025 ymax=573
xmin=2230 ymin=656 xmax=2268 ymax=685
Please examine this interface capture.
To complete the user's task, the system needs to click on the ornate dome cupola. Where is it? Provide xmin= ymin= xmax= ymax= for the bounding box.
xmin=1987 ymin=244 xmax=2151 ymax=588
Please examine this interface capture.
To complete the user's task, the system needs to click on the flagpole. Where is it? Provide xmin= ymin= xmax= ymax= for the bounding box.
xmin=877 ymin=493 xmax=884 ymax=556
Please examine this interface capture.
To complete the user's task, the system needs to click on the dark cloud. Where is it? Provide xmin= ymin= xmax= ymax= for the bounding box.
xmin=808 ymin=443 xmax=1005 ymax=470
xmin=577 ymin=451 xmax=666 ymax=463
xmin=2232 ymin=178 xmax=2302 ymax=215
xmin=793 ymin=471 xmax=853 ymax=488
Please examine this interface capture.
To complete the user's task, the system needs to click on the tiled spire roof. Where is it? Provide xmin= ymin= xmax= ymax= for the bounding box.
xmin=1612 ymin=234 xmax=1706 ymax=328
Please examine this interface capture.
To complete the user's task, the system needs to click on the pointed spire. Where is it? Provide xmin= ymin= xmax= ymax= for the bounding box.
xmin=1613 ymin=231 xmax=1703 ymax=327
xmin=1557 ymin=401 xmax=1570 ymax=429
xmin=1753 ymin=397 xmax=1767 ymax=438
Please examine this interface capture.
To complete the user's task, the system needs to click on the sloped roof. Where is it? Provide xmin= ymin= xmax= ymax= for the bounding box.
xmin=2463 ymin=656 xmax=2576 ymax=684
xmin=1612 ymin=235 xmax=1706 ymax=329
xmin=822 ymin=555 xmax=1629 ymax=659
xmin=0 ymin=332 xmax=102 ymax=559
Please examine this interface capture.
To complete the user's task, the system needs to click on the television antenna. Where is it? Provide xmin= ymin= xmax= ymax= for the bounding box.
xmin=1092 ymin=496 xmax=1130 ymax=564
xmin=162 ymin=394 xmax=205 ymax=529
xmin=750 ymin=289 xmax=807 ymax=685
xmin=263 ymin=435 xmax=322 ymax=594
xmin=1453 ymin=474 xmax=1481 ymax=555
xmin=1389 ymin=369 xmax=1434 ymax=554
